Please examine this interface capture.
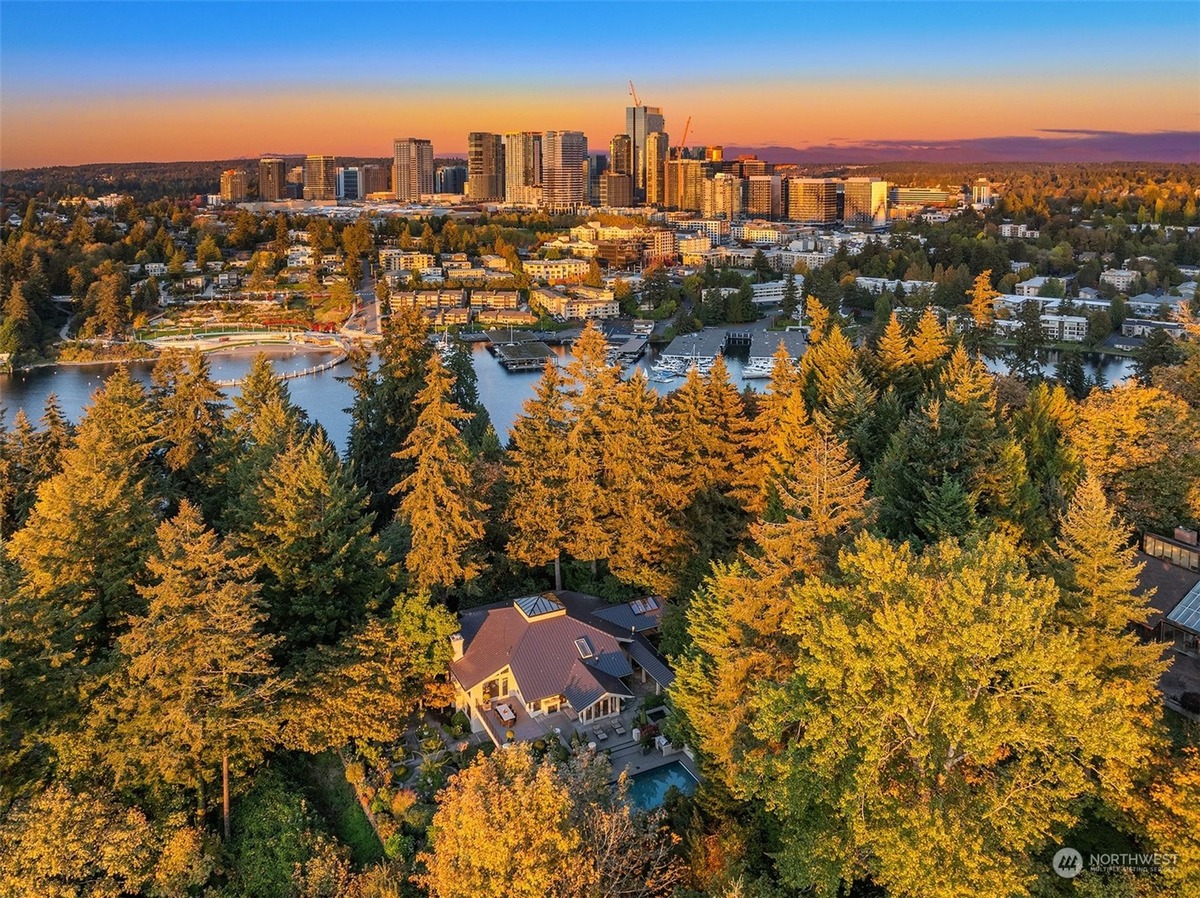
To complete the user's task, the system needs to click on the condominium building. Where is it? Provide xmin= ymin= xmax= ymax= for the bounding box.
xmin=889 ymin=186 xmax=951 ymax=207
xmin=600 ymin=172 xmax=633 ymax=208
xmin=702 ymin=173 xmax=743 ymax=220
xmin=219 ymin=169 xmax=248 ymax=203
xmin=1100 ymin=268 xmax=1139 ymax=291
xmin=747 ymin=175 xmax=782 ymax=220
xmin=665 ymin=159 xmax=704 ymax=212
xmin=258 ymin=157 xmax=286 ymax=201
xmin=626 ymin=104 xmax=665 ymax=199
xmin=303 ymin=155 xmax=337 ymax=201
xmin=843 ymin=177 xmax=888 ymax=227
xmin=286 ymin=166 xmax=305 ymax=200
xmin=467 ymin=132 xmax=505 ymax=201
xmin=504 ymin=131 xmax=543 ymax=204
xmin=786 ymin=178 xmax=838 ymax=223
xmin=610 ymin=134 xmax=633 ymax=176
xmin=541 ymin=131 xmax=588 ymax=210
xmin=393 ymin=138 xmax=435 ymax=202
xmin=645 ymin=131 xmax=669 ymax=207
xmin=523 ymin=257 xmax=591 ymax=284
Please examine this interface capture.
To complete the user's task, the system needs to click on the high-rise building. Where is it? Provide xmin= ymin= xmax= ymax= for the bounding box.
xmin=706 ymin=146 xmax=724 ymax=163
xmin=609 ymin=134 xmax=633 ymax=176
xmin=467 ymin=132 xmax=505 ymax=201
xmin=665 ymin=159 xmax=704 ymax=212
xmin=732 ymin=155 xmax=768 ymax=178
xmin=787 ymin=178 xmax=838 ymax=223
xmin=286 ymin=166 xmax=305 ymax=200
xmin=586 ymin=153 xmax=607 ymax=205
xmin=747 ymin=175 xmax=782 ymax=219
xmin=504 ymin=131 xmax=542 ymax=204
xmin=645 ymin=131 xmax=669 ymax=207
xmin=600 ymin=171 xmax=633 ymax=208
xmin=219 ymin=169 xmax=248 ymax=203
xmin=844 ymin=177 xmax=889 ymax=227
xmin=392 ymin=138 xmax=434 ymax=202
xmin=258 ymin=157 xmax=286 ymax=201
xmin=336 ymin=167 xmax=362 ymax=200
xmin=972 ymin=177 xmax=992 ymax=205
xmin=702 ymin=173 xmax=743 ymax=220
xmin=303 ymin=155 xmax=337 ymax=201
xmin=542 ymin=130 xmax=588 ymax=210
xmin=361 ymin=164 xmax=390 ymax=197
xmin=435 ymin=165 xmax=467 ymax=194
xmin=625 ymin=104 xmax=665 ymax=199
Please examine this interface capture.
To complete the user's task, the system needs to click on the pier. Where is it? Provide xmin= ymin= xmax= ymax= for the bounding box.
xmin=492 ymin=341 xmax=556 ymax=371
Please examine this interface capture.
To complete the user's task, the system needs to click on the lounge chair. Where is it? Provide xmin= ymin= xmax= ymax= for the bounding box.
xmin=612 ymin=721 xmax=626 ymax=736
xmin=593 ymin=728 xmax=608 ymax=741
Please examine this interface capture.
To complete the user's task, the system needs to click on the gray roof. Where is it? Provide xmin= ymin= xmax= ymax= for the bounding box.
xmin=626 ymin=635 xmax=675 ymax=688
xmin=1135 ymin=551 xmax=1200 ymax=629
xmin=452 ymin=594 xmax=634 ymax=710
xmin=591 ymin=596 xmax=664 ymax=633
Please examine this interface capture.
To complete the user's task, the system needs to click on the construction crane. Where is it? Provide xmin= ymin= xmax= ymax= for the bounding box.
xmin=628 ymin=80 xmax=640 ymax=107
xmin=675 ymin=116 xmax=692 ymax=158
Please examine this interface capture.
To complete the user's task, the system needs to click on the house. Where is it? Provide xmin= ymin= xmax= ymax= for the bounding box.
xmin=450 ymin=591 xmax=674 ymax=747
xmin=1134 ymin=530 xmax=1200 ymax=713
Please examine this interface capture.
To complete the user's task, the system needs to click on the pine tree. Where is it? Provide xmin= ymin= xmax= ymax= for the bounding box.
xmin=1008 ymin=298 xmax=1046 ymax=382
xmin=101 ymin=501 xmax=281 ymax=839
xmin=799 ymin=322 xmax=856 ymax=412
xmin=781 ymin=272 xmax=800 ymax=320
xmin=664 ymin=355 xmax=750 ymax=501
xmin=392 ymin=354 xmax=488 ymax=591
xmin=506 ymin=360 xmax=574 ymax=590
xmin=242 ymin=431 xmax=378 ymax=657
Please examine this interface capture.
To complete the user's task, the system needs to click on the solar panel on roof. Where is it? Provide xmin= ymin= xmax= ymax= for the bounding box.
xmin=1167 ymin=581 xmax=1200 ymax=634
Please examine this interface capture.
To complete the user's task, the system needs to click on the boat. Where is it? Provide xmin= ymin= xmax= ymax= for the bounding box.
xmin=741 ymin=358 xmax=774 ymax=379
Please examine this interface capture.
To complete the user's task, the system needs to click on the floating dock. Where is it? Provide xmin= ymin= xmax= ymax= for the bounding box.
xmin=493 ymin=340 xmax=556 ymax=371
xmin=748 ymin=330 xmax=808 ymax=363
xmin=659 ymin=328 xmax=733 ymax=364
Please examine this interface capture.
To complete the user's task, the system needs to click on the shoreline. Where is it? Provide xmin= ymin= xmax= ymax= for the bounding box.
xmin=3 ymin=342 xmax=344 ymax=377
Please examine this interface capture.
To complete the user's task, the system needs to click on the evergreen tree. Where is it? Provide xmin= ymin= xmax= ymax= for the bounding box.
xmin=242 ymin=431 xmax=378 ymax=658
xmin=99 ymin=502 xmax=281 ymax=839
xmin=909 ymin=306 xmax=949 ymax=367
xmin=150 ymin=350 xmax=226 ymax=508
xmin=506 ymin=360 xmax=574 ymax=590
xmin=392 ymin=353 xmax=488 ymax=591
xmin=874 ymin=313 xmax=912 ymax=374
xmin=780 ymin=272 xmax=800 ymax=320
xmin=348 ymin=304 xmax=431 ymax=521
xmin=664 ymin=356 xmax=750 ymax=502
xmin=445 ymin=341 xmax=493 ymax=450
xmin=1008 ymin=298 xmax=1046 ymax=382
xmin=962 ymin=269 xmax=998 ymax=358
xmin=1055 ymin=348 xmax=1089 ymax=399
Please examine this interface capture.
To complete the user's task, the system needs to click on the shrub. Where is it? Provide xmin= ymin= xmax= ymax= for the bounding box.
xmin=449 ymin=710 xmax=470 ymax=736
xmin=344 ymin=762 xmax=366 ymax=787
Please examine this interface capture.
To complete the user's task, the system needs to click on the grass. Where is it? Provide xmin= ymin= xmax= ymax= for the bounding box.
xmin=281 ymin=750 xmax=383 ymax=866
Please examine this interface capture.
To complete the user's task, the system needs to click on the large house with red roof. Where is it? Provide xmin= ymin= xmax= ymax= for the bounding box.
xmin=449 ymin=591 xmax=674 ymax=747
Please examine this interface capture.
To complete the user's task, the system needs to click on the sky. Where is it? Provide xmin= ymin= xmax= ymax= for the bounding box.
xmin=2 ymin=0 xmax=1199 ymax=168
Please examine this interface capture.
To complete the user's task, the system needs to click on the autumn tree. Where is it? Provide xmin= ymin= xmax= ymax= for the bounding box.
xmin=280 ymin=593 xmax=456 ymax=752
xmin=962 ymin=269 xmax=998 ymax=357
xmin=733 ymin=533 xmax=1161 ymax=898
xmin=393 ymin=353 xmax=488 ymax=591
xmin=416 ymin=746 xmax=681 ymax=898
xmin=94 ymin=502 xmax=282 ymax=839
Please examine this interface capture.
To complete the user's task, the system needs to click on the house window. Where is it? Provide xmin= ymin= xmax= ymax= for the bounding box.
xmin=532 ymin=700 xmax=541 ymax=713
xmin=500 ymin=676 xmax=510 ymax=696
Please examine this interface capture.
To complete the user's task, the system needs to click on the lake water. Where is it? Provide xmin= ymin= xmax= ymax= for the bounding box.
xmin=0 ymin=345 xmax=1136 ymax=455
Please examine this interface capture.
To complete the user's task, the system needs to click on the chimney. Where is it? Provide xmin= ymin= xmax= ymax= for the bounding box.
xmin=1175 ymin=527 xmax=1199 ymax=547
xmin=449 ymin=632 xmax=464 ymax=661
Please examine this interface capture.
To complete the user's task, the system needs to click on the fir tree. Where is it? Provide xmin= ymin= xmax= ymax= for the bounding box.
xmin=506 ymin=360 xmax=574 ymax=590
xmin=780 ymin=272 xmax=800 ymax=320
xmin=151 ymin=350 xmax=226 ymax=508
xmin=242 ymin=431 xmax=378 ymax=657
xmin=101 ymin=502 xmax=281 ymax=839
xmin=392 ymin=353 xmax=488 ymax=591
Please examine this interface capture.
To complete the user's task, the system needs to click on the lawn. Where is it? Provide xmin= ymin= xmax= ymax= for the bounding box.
xmin=281 ymin=750 xmax=383 ymax=866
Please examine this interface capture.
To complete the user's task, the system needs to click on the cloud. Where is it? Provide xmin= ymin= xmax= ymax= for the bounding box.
xmin=724 ymin=130 xmax=1200 ymax=164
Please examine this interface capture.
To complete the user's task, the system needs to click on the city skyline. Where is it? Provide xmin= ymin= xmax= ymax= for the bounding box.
xmin=2 ymin=1 xmax=1199 ymax=169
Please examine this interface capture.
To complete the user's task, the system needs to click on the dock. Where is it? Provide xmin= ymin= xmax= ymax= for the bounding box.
xmin=609 ymin=335 xmax=649 ymax=361
xmin=748 ymin=330 xmax=808 ymax=363
xmin=659 ymin=328 xmax=732 ymax=364
xmin=493 ymin=340 xmax=556 ymax=371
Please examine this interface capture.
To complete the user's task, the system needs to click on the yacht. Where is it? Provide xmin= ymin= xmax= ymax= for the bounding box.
xmin=741 ymin=357 xmax=774 ymax=379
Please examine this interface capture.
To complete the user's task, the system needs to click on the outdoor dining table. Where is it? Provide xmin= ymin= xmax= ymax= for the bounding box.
xmin=496 ymin=703 xmax=516 ymax=723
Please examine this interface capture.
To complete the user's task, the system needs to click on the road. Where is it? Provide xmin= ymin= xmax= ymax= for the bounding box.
xmin=343 ymin=259 xmax=382 ymax=337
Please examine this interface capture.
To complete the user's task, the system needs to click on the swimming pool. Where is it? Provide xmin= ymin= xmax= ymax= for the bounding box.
xmin=626 ymin=761 xmax=698 ymax=810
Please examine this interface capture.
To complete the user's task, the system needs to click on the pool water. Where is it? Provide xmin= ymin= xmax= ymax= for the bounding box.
xmin=626 ymin=761 xmax=698 ymax=810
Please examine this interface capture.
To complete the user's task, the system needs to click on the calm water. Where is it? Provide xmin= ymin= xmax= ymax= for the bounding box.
xmin=0 ymin=345 xmax=1136 ymax=454
xmin=626 ymin=760 xmax=698 ymax=811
